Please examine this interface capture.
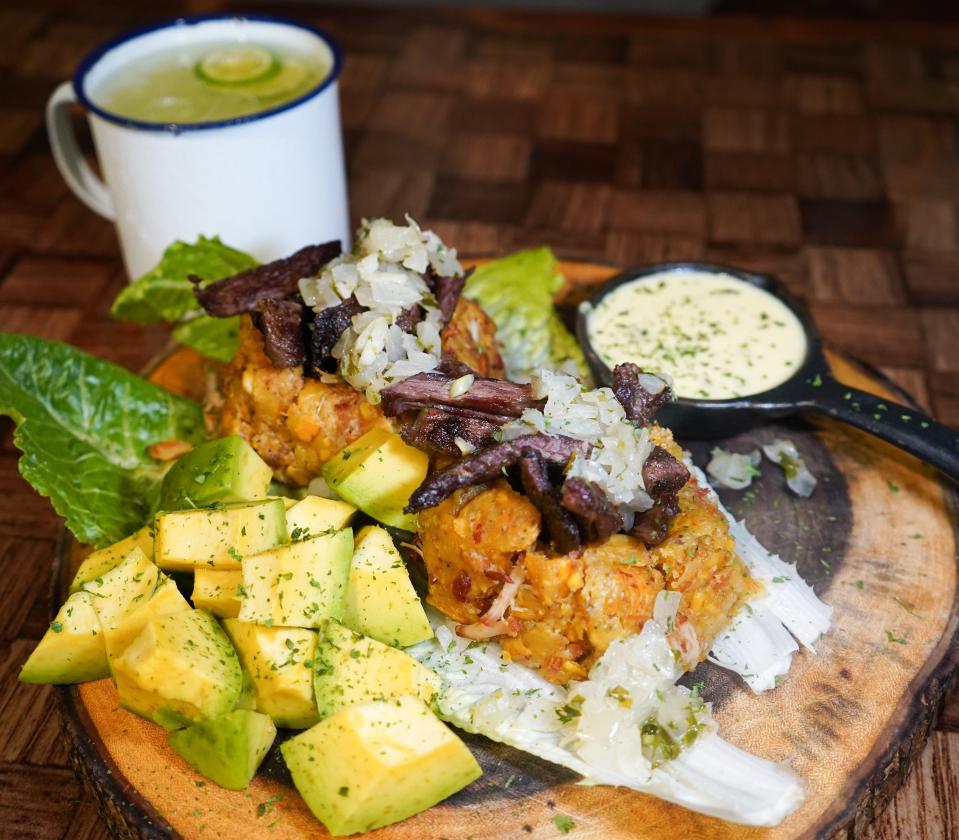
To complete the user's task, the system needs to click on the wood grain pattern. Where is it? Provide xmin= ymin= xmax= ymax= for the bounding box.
xmin=1 ymin=3 xmax=959 ymax=839
xmin=50 ymin=262 xmax=959 ymax=840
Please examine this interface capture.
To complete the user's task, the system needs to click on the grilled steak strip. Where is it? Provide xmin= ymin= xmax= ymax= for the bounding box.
xmin=519 ymin=451 xmax=582 ymax=554
xmin=560 ymin=478 xmax=624 ymax=543
xmin=193 ymin=241 xmax=341 ymax=317
xmin=254 ymin=300 xmax=306 ymax=368
xmin=305 ymin=296 xmax=363 ymax=376
xmin=395 ymin=304 xmax=423 ymax=334
xmin=612 ymin=362 xmax=672 ymax=427
xmin=405 ymin=434 xmax=588 ymax=513
xmin=380 ymin=371 xmax=542 ymax=419
xmin=411 ymin=403 xmax=514 ymax=425
xmin=435 ymin=271 xmax=468 ymax=325
xmin=630 ymin=494 xmax=681 ymax=548
xmin=624 ymin=446 xmax=689 ymax=548
xmin=399 ymin=407 xmax=501 ymax=457
xmin=437 ymin=353 xmax=477 ymax=379
xmin=643 ymin=446 xmax=690 ymax=496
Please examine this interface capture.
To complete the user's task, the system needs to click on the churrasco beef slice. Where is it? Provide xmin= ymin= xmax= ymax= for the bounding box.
xmin=254 ymin=299 xmax=306 ymax=368
xmin=519 ymin=451 xmax=582 ymax=554
xmin=560 ymin=477 xmax=624 ymax=543
xmin=193 ymin=241 xmax=341 ymax=317
xmin=612 ymin=362 xmax=672 ymax=427
xmin=405 ymin=434 xmax=588 ymax=513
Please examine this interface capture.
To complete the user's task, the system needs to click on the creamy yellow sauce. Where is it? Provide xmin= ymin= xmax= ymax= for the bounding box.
xmin=586 ymin=270 xmax=808 ymax=400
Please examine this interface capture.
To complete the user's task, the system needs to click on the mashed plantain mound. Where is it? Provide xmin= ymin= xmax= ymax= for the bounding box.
xmin=215 ymin=297 xmax=503 ymax=485
xmin=417 ymin=426 xmax=760 ymax=684
xmin=215 ymin=279 xmax=756 ymax=684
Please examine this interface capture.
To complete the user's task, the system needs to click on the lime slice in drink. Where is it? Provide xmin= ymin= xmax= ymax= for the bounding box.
xmin=242 ymin=62 xmax=310 ymax=100
xmin=196 ymin=46 xmax=280 ymax=86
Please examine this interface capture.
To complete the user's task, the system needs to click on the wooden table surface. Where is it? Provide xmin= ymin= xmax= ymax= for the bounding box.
xmin=1 ymin=2 xmax=958 ymax=838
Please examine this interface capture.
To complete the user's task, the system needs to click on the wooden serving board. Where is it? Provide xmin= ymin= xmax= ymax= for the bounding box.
xmin=53 ymin=262 xmax=958 ymax=840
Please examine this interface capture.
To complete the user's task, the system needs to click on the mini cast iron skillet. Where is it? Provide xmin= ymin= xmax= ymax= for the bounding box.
xmin=576 ymin=262 xmax=959 ymax=486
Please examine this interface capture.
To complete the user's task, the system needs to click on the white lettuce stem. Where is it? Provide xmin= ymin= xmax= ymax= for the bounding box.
xmin=412 ymin=617 xmax=804 ymax=827
xmin=687 ymin=463 xmax=832 ymax=690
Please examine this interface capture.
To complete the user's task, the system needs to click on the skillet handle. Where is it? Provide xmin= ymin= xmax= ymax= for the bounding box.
xmin=804 ymin=380 xmax=959 ymax=486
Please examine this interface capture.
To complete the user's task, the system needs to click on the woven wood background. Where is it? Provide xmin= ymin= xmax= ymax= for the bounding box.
xmin=0 ymin=2 xmax=958 ymax=838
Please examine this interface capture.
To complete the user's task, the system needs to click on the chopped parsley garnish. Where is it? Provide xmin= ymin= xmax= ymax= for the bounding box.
xmin=556 ymin=696 xmax=584 ymax=724
xmin=256 ymin=795 xmax=283 ymax=817
xmin=885 ymin=630 xmax=908 ymax=645
xmin=640 ymin=717 xmax=680 ymax=767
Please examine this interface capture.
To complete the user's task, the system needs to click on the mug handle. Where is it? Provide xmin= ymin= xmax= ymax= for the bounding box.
xmin=46 ymin=82 xmax=115 ymax=220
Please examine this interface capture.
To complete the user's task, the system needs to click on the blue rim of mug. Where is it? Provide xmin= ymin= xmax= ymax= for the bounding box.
xmin=72 ymin=13 xmax=343 ymax=133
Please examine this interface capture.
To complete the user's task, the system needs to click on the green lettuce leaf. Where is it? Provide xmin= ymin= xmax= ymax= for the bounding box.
xmin=0 ymin=333 xmax=207 ymax=548
xmin=464 ymin=247 xmax=592 ymax=385
xmin=111 ymin=236 xmax=256 ymax=323
xmin=111 ymin=236 xmax=256 ymax=361
xmin=172 ymin=315 xmax=241 ymax=363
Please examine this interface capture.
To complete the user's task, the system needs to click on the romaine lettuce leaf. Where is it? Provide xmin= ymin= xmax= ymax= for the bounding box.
xmin=111 ymin=236 xmax=256 ymax=323
xmin=172 ymin=315 xmax=241 ymax=363
xmin=111 ymin=236 xmax=256 ymax=361
xmin=464 ymin=248 xmax=592 ymax=385
xmin=0 ymin=333 xmax=207 ymax=548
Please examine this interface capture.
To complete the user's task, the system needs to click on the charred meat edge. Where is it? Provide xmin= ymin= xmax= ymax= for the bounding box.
xmin=399 ymin=407 xmax=501 ymax=457
xmin=306 ymin=296 xmax=363 ymax=376
xmin=519 ymin=451 xmax=582 ymax=553
xmin=628 ymin=447 xmax=689 ymax=548
xmin=630 ymin=494 xmax=681 ymax=547
xmin=612 ymin=362 xmax=672 ymax=427
xmin=254 ymin=299 xmax=307 ymax=368
xmin=642 ymin=445 xmax=690 ymax=497
xmin=560 ymin=478 xmax=624 ymax=544
xmin=404 ymin=433 xmax=588 ymax=513
xmin=434 ymin=271 xmax=468 ymax=325
xmin=394 ymin=304 xmax=424 ymax=334
xmin=193 ymin=241 xmax=341 ymax=317
xmin=436 ymin=352 xmax=476 ymax=379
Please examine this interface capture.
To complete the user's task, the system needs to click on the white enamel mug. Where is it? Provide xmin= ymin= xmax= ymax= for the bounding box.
xmin=46 ymin=14 xmax=349 ymax=278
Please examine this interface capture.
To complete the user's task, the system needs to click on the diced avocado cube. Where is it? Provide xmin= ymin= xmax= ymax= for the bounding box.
xmin=343 ymin=525 xmax=432 ymax=647
xmin=113 ymin=610 xmax=242 ymax=729
xmin=168 ymin=709 xmax=276 ymax=790
xmin=285 ymin=496 xmax=356 ymax=542
xmin=69 ymin=526 xmax=154 ymax=594
xmin=192 ymin=569 xmax=243 ymax=618
xmin=155 ymin=498 xmax=287 ymax=572
xmin=238 ymin=528 xmax=352 ymax=628
xmin=313 ymin=621 xmax=440 ymax=720
xmin=160 ymin=435 xmax=273 ymax=511
xmin=222 ymin=619 xmax=319 ymax=729
xmin=281 ymin=696 xmax=481 ymax=836
xmin=235 ymin=670 xmax=257 ymax=711
xmin=321 ymin=428 xmax=428 ymax=531
xmin=102 ymin=575 xmax=191 ymax=662
xmin=83 ymin=547 xmax=159 ymax=630
xmin=19 ymin=592 xmax=108 ymax=684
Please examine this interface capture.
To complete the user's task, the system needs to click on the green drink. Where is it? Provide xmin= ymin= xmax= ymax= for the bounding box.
xmin=95 ymin=42 xmax=329 ymax=124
